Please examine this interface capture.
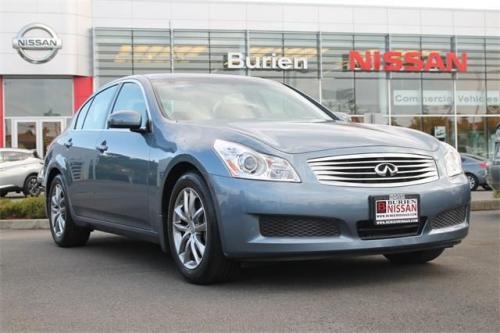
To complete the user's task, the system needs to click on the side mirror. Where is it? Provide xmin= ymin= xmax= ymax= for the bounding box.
xmin=108 ymin=110 xmax=142 ymax=130
xmin=333 ymin=112 xmax=351 ymax=122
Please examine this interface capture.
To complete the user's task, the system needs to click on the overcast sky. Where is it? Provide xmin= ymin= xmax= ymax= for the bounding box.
xmin=223 ymin=0 xmax=500 ymax=10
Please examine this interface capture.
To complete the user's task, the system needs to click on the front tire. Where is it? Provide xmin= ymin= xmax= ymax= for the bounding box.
xmin=48 ymin=175 xmax=90 ymax=247
xmin=384 ymin=248 xmax=445 ymax=265
xmin=167 ymin=172 xmax=239 ymax=284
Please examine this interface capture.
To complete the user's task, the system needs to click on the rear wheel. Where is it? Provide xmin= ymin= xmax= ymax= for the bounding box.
xmin=384 ymin=248 xmax=445 ymax=265
xmin=167 ymin=172 xmax=239 ymax=284
xmin=0 ymin=191 xmax=6 ymax=198
xmin=48 ymin=175 xmax=90 ymax=247
xmin=23 ymin=174 xmax=41 ymax=197
xmin=466 ymin=173 xmax=479 ymax=191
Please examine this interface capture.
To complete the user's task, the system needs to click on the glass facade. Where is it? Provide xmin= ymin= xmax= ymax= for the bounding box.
xmin=95 ymin=29 xmax=500 ymax=158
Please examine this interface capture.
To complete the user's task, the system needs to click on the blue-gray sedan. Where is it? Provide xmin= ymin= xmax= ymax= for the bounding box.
xmin=42 ymin=74 xmax=470 ymax=284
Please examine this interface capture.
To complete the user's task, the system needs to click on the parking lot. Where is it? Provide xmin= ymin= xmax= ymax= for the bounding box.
xmin=1 ymin=211 xmax=499 ymax=332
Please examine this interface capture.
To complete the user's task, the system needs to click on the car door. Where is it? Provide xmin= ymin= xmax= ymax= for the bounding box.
xmin=65 ymin=85 xmax=119 ymax=219
xmin=93 ymin=82 xmax=151 ymax=230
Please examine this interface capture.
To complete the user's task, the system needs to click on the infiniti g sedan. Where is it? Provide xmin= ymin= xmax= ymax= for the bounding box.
xmin=42 ymin=74 xmax=470 ymax=284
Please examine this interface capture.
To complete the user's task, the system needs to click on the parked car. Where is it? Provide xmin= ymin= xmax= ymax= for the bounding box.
xmin=461 ymin=153 xmax=490 ymax=191
xmin=42 ymin=74 xmax=470 ymax=284
xmin=0 ymin=148 xmax=43 ymax=197
xmin=487 ymin=124 xmax=500 ymax=191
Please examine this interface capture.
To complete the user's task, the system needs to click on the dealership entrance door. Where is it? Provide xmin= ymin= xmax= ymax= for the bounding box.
xmin=10 ymin=118 xmax=66 ymax=157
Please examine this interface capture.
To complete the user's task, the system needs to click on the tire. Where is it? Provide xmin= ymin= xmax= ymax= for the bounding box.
xmin=0 ymin=191 xmax=6 ymax=198
xmin=466 ymin=173 xmax=479 ymax=191
xmin=23 ymin=174 xmax=41 ymax=197
xmin=48 ymin=175 xmax=90 ymax=247
xmin=167 ymin=171 xmax=239 ymax=284
xmin=384 ymin=248 xmax=445 ymax=265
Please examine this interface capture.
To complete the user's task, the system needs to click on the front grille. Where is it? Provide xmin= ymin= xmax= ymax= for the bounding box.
xmin=308 ymin=153 xmax=438 ymax=187
xmin=259 ymin=215 xmax=341 ymax=238
xmin=430 ymin=206 xmax=467 ymax=229
xmin=357 ymin=218 xmax=426 ymax=240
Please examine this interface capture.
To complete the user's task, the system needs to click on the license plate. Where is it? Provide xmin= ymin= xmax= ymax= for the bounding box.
xmin=370 ymin=194 xmax=420 ymax=225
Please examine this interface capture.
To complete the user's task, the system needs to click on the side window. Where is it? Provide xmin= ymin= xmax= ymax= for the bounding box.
xmin=82 ymin=85 xmax=118 ymax=130
xmin=74 ymin=98 xmax=94 ymax=130
xmin=0 ymin=152 xmax=3 ymax=162
xmin=111 ymin=83 xmax=148 ymax=126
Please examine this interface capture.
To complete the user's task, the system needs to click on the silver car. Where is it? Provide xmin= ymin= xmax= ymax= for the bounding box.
xmin=0 ymin=148 xmax=43 ymax=197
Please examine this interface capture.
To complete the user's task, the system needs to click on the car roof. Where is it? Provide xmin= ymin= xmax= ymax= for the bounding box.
xmin=109 ymin=73 xmax=272 ymax=85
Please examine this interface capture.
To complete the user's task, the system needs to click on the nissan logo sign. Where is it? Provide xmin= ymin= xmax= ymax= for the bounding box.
xmin=12 ymin=23 xmax=62 ymax=64
xmin=374 ymin=163 xmax=398 ymax=177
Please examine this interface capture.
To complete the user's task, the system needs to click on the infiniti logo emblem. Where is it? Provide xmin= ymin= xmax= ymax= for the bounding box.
xmin=374 ymin=163 xmax=398 ymax=177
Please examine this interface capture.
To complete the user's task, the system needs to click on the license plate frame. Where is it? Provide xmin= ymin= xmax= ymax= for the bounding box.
xmin=370 ymin=194 xmax=420 ymax=226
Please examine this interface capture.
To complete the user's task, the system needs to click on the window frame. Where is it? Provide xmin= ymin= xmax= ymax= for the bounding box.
xmin=108 ymin=81 xmax=150 ymax=129
xmin=80 ymin=84 xmax=119 ymax=131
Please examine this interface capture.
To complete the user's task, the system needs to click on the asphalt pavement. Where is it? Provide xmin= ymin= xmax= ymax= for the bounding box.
xmin=1 ymin=211 xmax=499 ymax=332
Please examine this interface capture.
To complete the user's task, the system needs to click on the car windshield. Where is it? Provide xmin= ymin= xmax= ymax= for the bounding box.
xmin=151 ymin=77 xmax=333 ymax=122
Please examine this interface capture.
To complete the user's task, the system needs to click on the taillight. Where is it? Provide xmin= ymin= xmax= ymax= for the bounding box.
xmin=479 ymin=162 xmax=488 ymax=169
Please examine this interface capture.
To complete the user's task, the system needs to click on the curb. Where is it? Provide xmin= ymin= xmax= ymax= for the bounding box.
xmin=471 ymin=200 xmax=500 ymax=211
xmin=0 ymin=219 xmax=49 ymax=230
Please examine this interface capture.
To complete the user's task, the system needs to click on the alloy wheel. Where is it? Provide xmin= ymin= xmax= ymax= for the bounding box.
xmin=172 ymin=188 xmax=207 ymax=269
xmin=467 ymin=175 xmax=476 ymax=190
xmin=50 ymin=184 xmax=66 ymax=238
xmin=27 ymin=177 xmax=40 ymax=196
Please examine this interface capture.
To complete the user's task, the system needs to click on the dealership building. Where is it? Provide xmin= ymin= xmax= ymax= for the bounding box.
xmin=0 ymin=0 xmax=499 ymax=158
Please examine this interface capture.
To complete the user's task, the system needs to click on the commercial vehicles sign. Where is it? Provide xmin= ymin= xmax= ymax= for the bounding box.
xmin=12 ymin=23 xmax=62 ymax=64
xmin=348 ymin=50 xmax=468 ymax=72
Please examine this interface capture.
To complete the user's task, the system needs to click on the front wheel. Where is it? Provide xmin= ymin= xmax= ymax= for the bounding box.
xmin=167 ymin=172 xmax=239 ymax=284
xmin=384 ymin=248 xmax=445 ymax=265
xmin=48 ymin=175 xmax=90 ymax=247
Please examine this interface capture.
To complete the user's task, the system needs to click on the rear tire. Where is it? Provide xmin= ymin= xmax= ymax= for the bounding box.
xmin=0 ymin=191 xmax=6 ymax=198
xmin=167 ymin=171 xmax=239 ymax=284
xmin=48 ymin=175 xmax=90 ymax=247
xmin=384 ymin=248 xmax=445 ymax=265
xmin=466 ymin=173 xmax=479 ymax=191
xmin=23 ymin=174 xmax=41 ymax=197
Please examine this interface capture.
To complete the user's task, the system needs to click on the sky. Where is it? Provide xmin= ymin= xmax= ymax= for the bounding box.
xmin=221 ymin=0 xmax=500 ymax=10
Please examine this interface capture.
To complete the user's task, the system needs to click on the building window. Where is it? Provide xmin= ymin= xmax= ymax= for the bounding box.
xmin=421 ymin=79 xmax=454 ymax=115
xmin=457 ymin=116 xmax=500 ymax=158
xmin=392 ymin=116 xmax=456 ymax=147
xmin=321 ymin=77 xmax=354 ymax=113
xmin=354 ymin=78 xmax=388 ymax=115
xmin=4 ymin=78 xmax=73 ymax=117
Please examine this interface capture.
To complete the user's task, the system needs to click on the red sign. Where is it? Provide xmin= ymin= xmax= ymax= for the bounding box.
xmin=348 ymin=50 xmax=467 ymax=72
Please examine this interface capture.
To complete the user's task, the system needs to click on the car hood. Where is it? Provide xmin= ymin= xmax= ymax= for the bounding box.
xmin=208 ymin=120 xmax=440 ymax=154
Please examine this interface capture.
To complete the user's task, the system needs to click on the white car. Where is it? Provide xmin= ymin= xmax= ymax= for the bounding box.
xmin=0 ymin=148 xmax=43 ymax=197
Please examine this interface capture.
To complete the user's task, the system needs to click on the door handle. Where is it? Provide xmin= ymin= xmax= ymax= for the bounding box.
xmin=96 ymin=141 xmax=108 ymax=153
xmin=64 ymin=138 xmax=73 ymax=148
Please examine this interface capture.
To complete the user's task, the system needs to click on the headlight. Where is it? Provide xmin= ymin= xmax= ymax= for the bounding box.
xmin=213 ymin=139 xmax=300 ymax=182
xmin=440 ymin=142 xmax=463 ymax=177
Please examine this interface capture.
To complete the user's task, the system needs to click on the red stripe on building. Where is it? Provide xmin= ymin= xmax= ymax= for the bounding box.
xmin=0 ymin=76 xmax=4 ymax=148
xmin=73 ymin=76 xmax=93 ymax=112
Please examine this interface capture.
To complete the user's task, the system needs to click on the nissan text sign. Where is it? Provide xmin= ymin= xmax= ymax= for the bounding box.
xmin=348 ymin=51 xmax=468 ymax=72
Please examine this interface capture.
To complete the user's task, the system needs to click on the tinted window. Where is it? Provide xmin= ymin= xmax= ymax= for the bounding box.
xmin=75 ymin=98 xmax=93 ymax=130
xmin=82 ymin=85 xmax=118 ymax=130
xmin=112 ymin=83 xmax=147 ymax=126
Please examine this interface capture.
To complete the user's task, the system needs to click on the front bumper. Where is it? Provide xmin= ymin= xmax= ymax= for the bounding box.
xmin=209 ymin=173 xmax=470 ymax=259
